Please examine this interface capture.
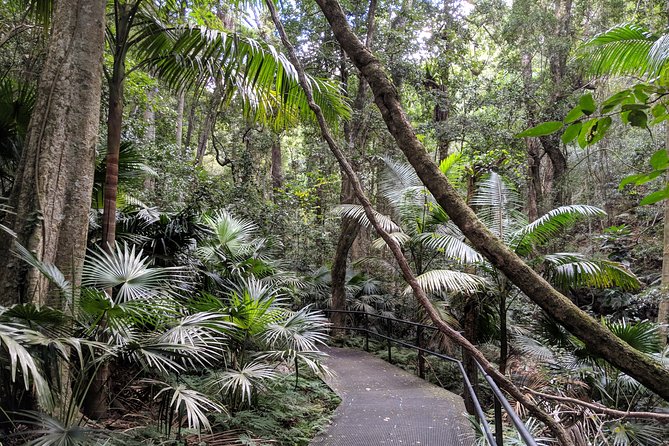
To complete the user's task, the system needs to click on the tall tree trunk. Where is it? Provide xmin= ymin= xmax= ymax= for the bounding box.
xmin=0 ymin=0 xmax=105 ymax=307
xmin=176 ymin=89 xmax=185 ymax=151
xmin=271 ymin=135 xmax=283 ymax=191
xmin=521 ymin=52 xmax=542 ymax=221
xmin=315 ymin=0 xmax=669 ymax=400
xmin=541 ymin=0 xmax=573 ymax=207
xmin=196 ymin=82 xmax=223 ymax=166
xmin=658 ymin=2 xmax=669 ymax=346
xmin=94 ymin=2 xmax=141 ymax=419
xmin=101 ymin=3 xmax=137 ymax=251
xmin=185 ymin=94 xmax=197 ymax=153
xmin=330 ymin=0 xmax=376 ymax=332
xmin=143 ymin=87 xmax=156 ymax=191
xmin=143 ymin=87 xmax=156 ymax=144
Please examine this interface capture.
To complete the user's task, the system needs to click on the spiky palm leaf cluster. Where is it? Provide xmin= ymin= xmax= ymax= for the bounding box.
xmin=2 ymin=208 xmax=331 ymax=444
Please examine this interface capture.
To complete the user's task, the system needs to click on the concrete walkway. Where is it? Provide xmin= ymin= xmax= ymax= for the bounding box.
xmin=312 ymin=347 xmax=475 ymax=446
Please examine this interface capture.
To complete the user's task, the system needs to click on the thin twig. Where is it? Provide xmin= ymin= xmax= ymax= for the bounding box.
xmin=527 ymin=389 xmax=669 ymax=421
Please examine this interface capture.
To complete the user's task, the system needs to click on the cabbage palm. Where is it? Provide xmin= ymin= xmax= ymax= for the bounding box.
xmin=4 ymin=240 xmax=230 ymax=427
xmin=201 ymin=277 xmax=330 ymax=407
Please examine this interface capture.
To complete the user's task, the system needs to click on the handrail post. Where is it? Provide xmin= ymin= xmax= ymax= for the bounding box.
xmin=364 ymin=312 xmax=369 ymax=352
xmin=494 ymin=399 xmax=503 ymax=446
xmin=387 ymin=318 xmax=392 ymax=363
xmin=416 ymin=325 xmax=425 ymax=379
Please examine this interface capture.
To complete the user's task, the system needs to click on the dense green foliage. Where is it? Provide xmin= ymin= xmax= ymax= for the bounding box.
xmin=2 ymin=0 xmax=669 ymax=444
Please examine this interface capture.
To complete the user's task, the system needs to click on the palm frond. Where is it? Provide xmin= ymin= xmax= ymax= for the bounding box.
xmin=648 ymin=34 xmax=669 ymax=78
xmin=260 ymin=306 xmax=330 ymax=352
xmin=406 ymin=269 xmax=486 ymax=296
xmin=370 ymin=232 xmax=411 ymax=250
xmin=15 ymin=410 xmax=107 ymax=446
xmin=155 ymin=312 xmax=232 ymax=367
xmin=123 ymin=339 xmax=188 ymax=375
xmin=471 ymin=172 xmax=525 ymax=240
xmin=605 ymin=318 xmax=662 ymax=354
xmin=0 ymin=201 xmax=16 ymax=237
xmin=580 ymin=24 xmax=659 ymax=78
xmin=132 ymin=10 xmax=349 ymax=130
xmin=207 ymin=361 xmax=279 ymax=405
xmin=544 ymin=253 xmax=641 ymax=291
xmin=332 ymin=204 xmax=400 ymax=233
xmin=149 ymin=380 xmax=225 ymax=432
xmin=378 ymin=156 xmax=422 ymax=204
xmin=0 ymin=320 xmax=52 ymax=409
xmin=82 ymin=244 xmax=188 ymax=304
xmin=512 ymin=205 xmax=606 ymax=252
xmin=201 ymin=210 xmax=259 ymax=258
xmin=438 ymin=152 xmax=464 ymax=181
xmin=415 ymin=232 xmax=484 ymax=264
xmin=12 ymin=242 xmax=72 ymax=297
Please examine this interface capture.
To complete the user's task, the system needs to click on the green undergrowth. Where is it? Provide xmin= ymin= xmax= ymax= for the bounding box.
xmin=216 ymin=372 xmax=340 ymax=445
xmin=108 ymin=372 xmax=340 ymax=446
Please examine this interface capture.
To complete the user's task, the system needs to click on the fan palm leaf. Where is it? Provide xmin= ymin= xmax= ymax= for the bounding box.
xmin=148 ymin=379 xmax=225 ymax=432
xmin=260 ymin=306 xmax=330 ymax=352
xmin=201 ymin=210 xmax=259 ymax=259
xmin=226 ymin=278 xmax=284 ymax=338
xmin=605 ymin=319 xmax=661 ymax=354
xmin=82 ymin=244 xmax=188 ymax=304
xmin=155 ymin=312 xmax=232 ymax=368
xmin=207 ymin=360 xmax=278 ymax=405
xmin=15 ymin=410 xmax=107 ymax=446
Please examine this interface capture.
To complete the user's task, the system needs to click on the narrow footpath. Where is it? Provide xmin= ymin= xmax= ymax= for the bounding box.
xmin=312 ymin=347 xmax=475 ymax=446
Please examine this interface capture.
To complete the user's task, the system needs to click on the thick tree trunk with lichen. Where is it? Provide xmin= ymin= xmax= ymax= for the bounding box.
xmin=0 ymin=0 xmax=105 ymax=307
xmin=314 ymin=0 xmax=669 ymax=400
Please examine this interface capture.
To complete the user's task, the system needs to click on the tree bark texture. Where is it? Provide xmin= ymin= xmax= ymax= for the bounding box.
xmin=101 ymin=3 xmax=137 ymax=252
xmin=314 ymin=0 xmax=669 ymax=400
xmin=271 ymin=135 xmax=283 ymax=190
xmin=0 ymin=0 xmax=105 ymax=307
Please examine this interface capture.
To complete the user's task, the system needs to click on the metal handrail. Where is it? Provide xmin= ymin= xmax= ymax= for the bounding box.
xmin=325 ymin=309 xmax=538 ymax=446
